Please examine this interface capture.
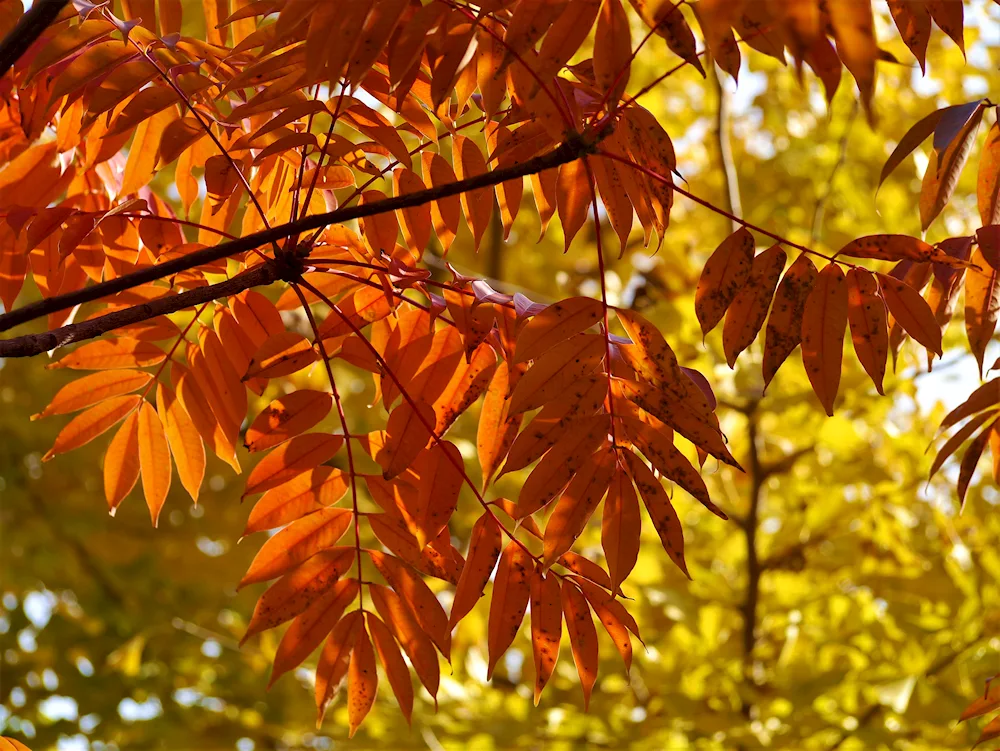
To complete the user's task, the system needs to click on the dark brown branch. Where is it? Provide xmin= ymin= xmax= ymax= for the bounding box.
xmin=0 ymin=130 xmax=604 ymax=336
xmin=0 ymin=264 xmax=278 ymax=357
xmin=739 ymin=403 xmax=763 ymax=737
xmin=0 ymin=0 xmax=70 ymax=78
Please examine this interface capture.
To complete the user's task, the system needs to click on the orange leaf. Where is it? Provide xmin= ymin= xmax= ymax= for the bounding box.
xmin=836 ymin=234 xmax=970 ymax=268
xmin=348 ymin=622 xmax=378 ymax=737
xmin=594 ymin=0 xmax=631 ymax=104
xmin=104 ymin=410 xmax=140 ymax=515
xmin=827 ymin=0 xmax=876 ymax=122
xmin=368 ymin=612 xmax=414 ymax=724
xmin=50 ymin=337 xmax=165 ymax=370
xmin=629 ymin=0 xmax=705 ymax=76
xmin=198 ymin=328 xmax=247 ymax=434
xmin=695 ymin=227 xmax=755 ymax=335
xmin=541 ymin=447 xmax=616 ymax=567
xmin=800 ymin=263 xmax=848 ymax=416
xmin=487 ymin=540 xmax=532 ymax=679
xmin=367 ymin=511 xmax=464 ymax=584
xmin=623 ymin=450 xmax=689 ymax=578
xmin=499 ymin=0 xmax=567 ymax=74
xmin=931 ymin=411 xmax=997 ymax=480
xmin=887 ymin=0 xmax=931 ymax=72
xmin=245 ymin=389 xmax=333 ymax=452
xmin=502 ymin=375 xmax=607 ymax=476
xmin=616 ymin=379 xmax=737 ymax=468
xmin=514 ymin=297 xmax=604 ymax=364
xmin=919 ymin=101 xmax=984 ymax=230
xmin=120 ymin=107 xmax=176 ymax=196
xmin=602 ymin=464 xmax=641 ymax=592
xmin=433 ymin=341 xmax=497 ymax=435
xmin=979 ymin=122 xmax=1000 ymax=226
xmin=239 ymin=508 xmax=353 ymax=587
xmin=846 ymin=269 xmax=889 ymax=395
xmin=394 ymin=442 xmax=464 ymax=549
xmin=974 ymin=714 xmax=1000 ymax=747
xmin=477 ymin=361 xmax=523 ymax=489
xmin=960 ymin=676 xmax=1000 ymax=722
xmin=242 ymin=548 xmax=356 ymax=645
xmin=244 ymin=467 xmax=349 ymax=536
xmin=518 ymin=414 xmax=610 ymax=517
xmin=877 ymin=105 xmax=943 ymax=190
xmin=590 ymin=147 xmax=633 ymax=252
xmin=616 ymin=308 xmax=708 ymax=409
xmin=33 ymin=369 xmax=151 ymax=419
xmin=537 ymin=0 xmax=601 ymax=83
xmin=578 ymin=577 xmax=638 ymax=672
xmin=243 ymin=433 xmax=344 ymax=497
xmin=379 ymin=400 xmax=435 ymax=480
xmin=557 ymin=551 xmax=614 ymax=593
xmin=43 ymin=394 xmax=141 ymax=461
xmin=245 ymin=330 xmax=319 ymax=379
xmin=454 ymin=135 xmax=493 ymax=251
xmin=927 ymin=0 xmax=964 ymax=53
xmin=368 ymin=551 xmax=450 ymax=658
xmin=450 ymin=512 xmax=503 ymax=627
xmin=421 ymin=151 xmax=461 ymax=252
xmin=368 ymin=583 xmax=440 ymax=700
xmin=762 ymin=254 xmax=818 ymax=389
xmin=508 ymin=333 xmax=605 ymax=415
xmin=269 ymin=578 xmax=359 ymax=688
xmin=965 ymin=247 xmax=1000 ymax=376
xmin=393 ymin=167 xmax=432 ymax=259
xmin=530 ymin=569 xmax=562 ymax=705
xmin=622 ymin=417 xmax=723 ymax=518
xmin=722 ymin=245 xmax=786 ymax=367
xmin=155 ymin=383 xmax=205 ymax=503
xmin=561 ymin=579 xmax=598 ymax=710
xmin=319 ymin=286 xmax=395 ymax=340
xmin=315 ymin=611 xmax=363 ymax=724
xmin=358 ymin=189 xmax=399 ymax=252
xmin=172 ymin=362 xmax=239 ymax=473
xmin=137 ymin=400 xmax=172 ymax=526
xmin=877 ymin=272 xmax=943 ymax=356
xmin=958 ymin=419 xmax=994 ymax=509
xmin=556 ymin=159 xmax=591 ymax=252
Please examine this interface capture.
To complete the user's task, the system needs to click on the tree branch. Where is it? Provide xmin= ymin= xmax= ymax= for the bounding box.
xmin=740 ymin=403 xmax=763 ymax=739
xmin=0 ymin=263 xmax=278 ymax=357
xmin=0 ymin=0 xmax=70 ymax=78
xmin=711 ymin=62 xmax=742 ymax=229
xmin=0 ymin=130 xmax=604 ymax=336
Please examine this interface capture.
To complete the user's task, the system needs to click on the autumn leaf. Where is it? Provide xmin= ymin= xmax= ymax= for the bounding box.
xmin=722 ymin=244 xmax=787 ymax=368
xmin=801 ymin=264 xmax=848 ymax=416
xmin=561 ymin=579 xmax=598 ymax=710
xmin=487 ymin=540 xmax=532 ymax=680
xmin=530 ymin=570 xmax=562 ymax=705
xmin=245 ymin=390 xmax=333 ymax=452
xmin=846 ymin=269 xmax=889 ymax=395
xmin=695 ymin=227 xmax=755 ymax=335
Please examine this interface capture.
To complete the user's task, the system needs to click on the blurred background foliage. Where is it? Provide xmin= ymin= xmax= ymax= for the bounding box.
xmin=3 ymin=1 xmax=1000 ymax=749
